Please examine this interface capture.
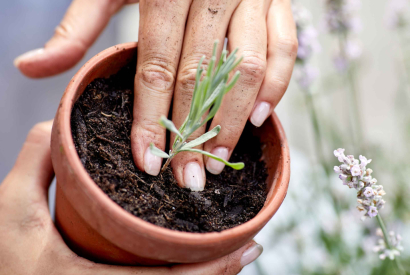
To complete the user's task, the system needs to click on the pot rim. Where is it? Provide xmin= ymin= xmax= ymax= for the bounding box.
xmin=57 ymin=42 xmax=290 ymax=246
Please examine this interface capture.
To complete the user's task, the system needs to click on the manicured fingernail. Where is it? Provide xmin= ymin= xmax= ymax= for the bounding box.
xmin=206 ymin=147 xmax=228 ymax=175
xmin=144 ymin=147 xmax=161 ymax=176
xmin=184 ymin=162 xmax=204 ymax=191
xmin=250 ymin=102 xmax=271 ymax=127
xmin=241 ymin=243 xmax=263 ymax=267
xmin=14 ymin=48 xmax=45 ymax=67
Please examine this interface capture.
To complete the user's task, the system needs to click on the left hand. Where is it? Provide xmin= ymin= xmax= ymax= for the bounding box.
xmin=14 ymin=0 xmax=298 ymax=191
xmin=0 ymin=120 xmax=263 ymax=274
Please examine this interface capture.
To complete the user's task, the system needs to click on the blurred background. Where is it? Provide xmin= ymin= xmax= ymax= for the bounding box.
xmin=0 ymin=0 xmax=409 ymax=274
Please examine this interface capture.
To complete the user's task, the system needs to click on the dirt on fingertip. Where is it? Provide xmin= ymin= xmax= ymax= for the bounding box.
xmin=71 ymin=60 xmax=268 ymax=233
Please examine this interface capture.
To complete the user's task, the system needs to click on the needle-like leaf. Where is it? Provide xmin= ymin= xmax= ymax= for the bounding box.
xmin=181 ymin=125 xmax=221 ymax=150
xmin=159 ymin=116 xmax=183 ymax=139
xmin=149 ymin=143 xmax=170 ymax=158
xmin=180 ymin=148 xmax=245 ymax=170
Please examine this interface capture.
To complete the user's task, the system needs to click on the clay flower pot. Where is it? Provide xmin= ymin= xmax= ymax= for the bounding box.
xmin=51 ymin=42 xmax=290 ymax=266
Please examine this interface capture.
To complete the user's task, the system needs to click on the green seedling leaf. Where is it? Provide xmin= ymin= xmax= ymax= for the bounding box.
xmin=201 ymin=81 xmax=225 ymax=115
xmin=159 ymin=116 xmax=183 ymax=139
xmin=154 ymin=41 xmax=243 ymax=174
xmin=201 ymin=92 xmax=223 ymax=127
xmin=213 ymin=50 xmax=227 ymax=79
xmin=180 ymin=125 xmax=221 ymax=150
xmin=180 ymin=148 xmax=244 ymax=170
xmin=149 ymin=143 xmax=170 ymax=158
xmin=188 ymin=56 xmax=205 ymax=122
xmin=224 ymin=71 xmax=241 ymax=94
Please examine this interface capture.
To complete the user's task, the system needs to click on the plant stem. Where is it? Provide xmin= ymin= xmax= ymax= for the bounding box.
xmin=347 ymin=64 xmax=365 ymax=152
xmin=304 ymin=89 xmax=341 ymax=215
xmin=397 ymin=29 xmax=410 ymax=100
xmin=161 ymin=157 xmax=173 ymax=172
xmin=376 ymin=215 xmax=406 ymax=275
xmin=160 ymin=139 xmax=185 ymax=172
xmin=304 ymin=90 xmax=328 ymax=172
xmin=338 ymin=33 xmax=366 ymax=154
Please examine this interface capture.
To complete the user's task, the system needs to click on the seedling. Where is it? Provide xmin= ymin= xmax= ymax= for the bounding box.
xmin=150 ymin=41 xmax=245 ymax=172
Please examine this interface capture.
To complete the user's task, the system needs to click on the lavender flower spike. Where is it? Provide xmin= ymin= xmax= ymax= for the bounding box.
xmin=293 ymin=3 xmax=320 ymax=90
xmin=333 ymin=149 xmax=386 ymax=220
xmin=324 ymin=0 xmax=363 ymax=72
xmin=374 ymin=229 xmax=404 ymax=260
xmin=385 ymin=0 xmax=410 ymax=29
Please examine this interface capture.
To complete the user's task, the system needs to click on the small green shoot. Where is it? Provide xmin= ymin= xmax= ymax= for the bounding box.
xmin=150 ymin=41 xmax=245 ymax=172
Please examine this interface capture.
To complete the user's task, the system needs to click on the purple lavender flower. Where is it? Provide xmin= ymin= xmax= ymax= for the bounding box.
xmin=374 ymin=229 xmax=404 ymax=260
xmin=333 ymin=39 xmax=362 ymax=72
xmin=333 ymin=149 xmax=386 ymax=219
xmin=385 ymin=0 xmax=410 ymax=29
xmin=293 ymin=4 xmax=320 ymax=89
xmin=294 ymin=64 xmax=319 ymax=89
xmin=368 ymin=206 xmax=378 ymax=218
xmin=324 ymin=0 xmax=362 ymax=34
xmin=351 ymin=165 xmax=361 ymax=176
xmin=325 ymin=0 xmax=362 ymax=72
xmin=334 ymin=148 xmax=346 ymax=162
xmin=363 ymin=187 xmax=374 ymax=198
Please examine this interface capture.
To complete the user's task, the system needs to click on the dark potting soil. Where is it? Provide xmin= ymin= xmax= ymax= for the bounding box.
xmin=71 ymin=62 xmax=268 ymax=233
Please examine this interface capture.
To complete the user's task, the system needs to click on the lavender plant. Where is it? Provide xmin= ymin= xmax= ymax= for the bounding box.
xmin=386 ymin=0 xmax=410 ymax=30
xmin=333 ymin=148 xmax=406 ymax=274
xmin=293 ymin=3 xmax=320 ymax=89
xmin=374 ymin=229 xmax=404 ymax=261
xmin=293 ymin=4 xmax=331 ymax=174
xmin=325 ymin=0 xmax=365 ymax=153
xmin=149 ymin=41 xmax=244 ymax=172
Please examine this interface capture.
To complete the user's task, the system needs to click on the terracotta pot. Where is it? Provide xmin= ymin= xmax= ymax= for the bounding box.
xmin=51 ymin=42 xmax=290 ymax=266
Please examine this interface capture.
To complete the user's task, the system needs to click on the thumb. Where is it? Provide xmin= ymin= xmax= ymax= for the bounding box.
xmin=14 ymin=0 xmax=127 ymax=78
xmin=4 ymin=120 xmax=54 ymax=202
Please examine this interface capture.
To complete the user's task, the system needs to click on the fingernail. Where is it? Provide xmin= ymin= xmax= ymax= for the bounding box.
xmin=250 ymin=102 xmax=271 ymax=127
xmin=14 ymin=48 xmax=45 ymax=67
xmin=144 ymin=147 xmax=161 ymax=176
xmin=184 ymin=162 xmax=204 ymax=191
xmin=206 ymin=147 xmax=228 ymax=175
xmin=241 ymin=243 xmax=263 ymax=267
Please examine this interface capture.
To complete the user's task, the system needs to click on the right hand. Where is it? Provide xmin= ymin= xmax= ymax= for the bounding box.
xmin=0 ymin=120 xmax=263 ymax=274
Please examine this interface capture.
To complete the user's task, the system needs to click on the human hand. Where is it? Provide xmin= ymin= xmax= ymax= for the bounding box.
xmin=14 ymin=0 xmax=297 ymax=191
xmin=0 ymin=120 xmax=263 ymax=274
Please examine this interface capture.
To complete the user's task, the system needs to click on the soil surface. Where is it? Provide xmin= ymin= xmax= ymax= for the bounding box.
xmin=71 ymin=62 xmax=268 ymax=233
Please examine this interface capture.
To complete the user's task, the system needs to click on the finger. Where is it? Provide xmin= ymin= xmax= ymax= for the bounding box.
xmin=131 ymin=0 xmax=191 ymax=176
xmin=204 ymin=0 xmax=269 ymax=175
xmin=171 ymin=0 xmax=241 ymax=190
xmin=250 ymin=0 xmax=297 ymax=127
xmin=170 ymin=240 xmax=262 ymax=275
xmin=67 ymin=241 xmax=262 ymax=275
xmin=14 ymin=0 xmax=128 ymax=78
xmin=2 ymin=120 xmax=54 ymax=203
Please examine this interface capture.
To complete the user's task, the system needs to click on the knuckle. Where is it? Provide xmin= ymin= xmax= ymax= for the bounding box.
xmin=177 ymin=56 xmax=210 ymax=91
xmin=177 ymin=67 xmax=199 ymax=92
xmin=275 ymin=35 xmax=299 ymax=56
xmin=237 ymin=54 xmax=267 ymax=84
xmin=139 ymin=60 xmax=176 ymax=93
xmin=53 ymin=23 xmax=88 ymax=55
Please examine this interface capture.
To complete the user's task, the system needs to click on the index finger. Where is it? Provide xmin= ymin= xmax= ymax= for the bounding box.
xmin=14 ymin=0 xmax=129 ymax=78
